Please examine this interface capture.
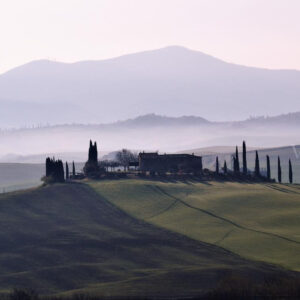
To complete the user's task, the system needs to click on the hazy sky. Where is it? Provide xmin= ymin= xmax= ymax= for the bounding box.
xmin=0 ymin=0 xmax=300 ymax=74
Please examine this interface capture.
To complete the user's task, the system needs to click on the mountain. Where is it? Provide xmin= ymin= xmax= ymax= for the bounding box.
xmin=114 ymin=113 xmax=209 ymax=127
xmin=1 ymin=46 xmax=300 ymax=127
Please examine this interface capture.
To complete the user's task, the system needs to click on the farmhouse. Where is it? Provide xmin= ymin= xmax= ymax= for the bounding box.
xmin=139 ymin=152 xmax=203 ymax=173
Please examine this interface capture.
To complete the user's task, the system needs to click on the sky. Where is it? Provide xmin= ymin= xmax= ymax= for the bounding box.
xmin=0 ymin=0 xmax=300 ymax=74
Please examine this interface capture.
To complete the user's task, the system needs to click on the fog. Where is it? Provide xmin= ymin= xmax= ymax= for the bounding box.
xmin=1 ymin=119 xmax=299 ymax=163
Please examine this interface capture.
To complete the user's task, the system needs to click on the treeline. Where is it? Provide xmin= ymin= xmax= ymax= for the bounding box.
xmin=215 ymin=141 xmax=294 ymax=183
xmin=43 ymin=139 xmax=295 ymax=184
xmin=44 ymin=158 xmax=76 ymax=183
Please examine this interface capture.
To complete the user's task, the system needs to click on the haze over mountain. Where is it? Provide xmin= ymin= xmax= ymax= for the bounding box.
xmin=1 ymin=112 xmax=300 ymax=162
xmin=1 ymin=46 xmax=300 ymax=127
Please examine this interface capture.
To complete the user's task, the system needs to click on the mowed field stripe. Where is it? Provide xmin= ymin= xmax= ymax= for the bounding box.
xmin=152 ymin=185 xmax=300 ymax=245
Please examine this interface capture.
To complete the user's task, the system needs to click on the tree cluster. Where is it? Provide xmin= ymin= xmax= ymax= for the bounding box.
xmin=84 ymin=140 xmax=101 ymax=177
xmin=88 ymin=140 xmax=98 ymax=163
xmin=45 ymin=157 xmax=64 ymax=183
xmin=116 ymin=149 xmax=138 ymax=171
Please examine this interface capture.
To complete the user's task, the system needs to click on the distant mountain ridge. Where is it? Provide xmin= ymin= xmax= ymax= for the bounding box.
xmin=1 ymin=46 xmax=300 ymax=127
xmin=2 ymin=111 xmax=300 ymax=131
xmin=114 ymin=113 xmax=210 ymax=127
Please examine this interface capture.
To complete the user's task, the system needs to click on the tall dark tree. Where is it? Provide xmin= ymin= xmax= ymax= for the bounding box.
xmin=289 ymin=159 xmax=293 ymax=184
xmin=46 ymin=157 xmax=51 ymax=177
xmin=243 ymin=141 xmax=247 ymax=175
xmin=44 ymin=157 xmax=65 ymax=183
xmin=58 ymin=160 xmax=64 ymax=182
xmin=235 ymin=146 xmax=240 ymax=173
xmin=199 ymin=156 xmax=203 ymax=173
xmin=278 ymin=156 xmax=282 ymax=183
xmin=216 ymin=156 xmax=219 ymax=174
xmin=232 ymin=155 xmax=236 ymax=172
xmin=94 ymin=142 xmax=98 ymax=162
xmin=72 ymin=161 xmax=76 ymax=176
xmin=255 ymin=151 xmax=260 ymax=177
xmin=88 ymin=140 xmax=98 ymax=163
xmin=266 ymin=155 xmax=271 ymax=180
xmin=84 ymin=140 xmax=101 ymax=177
xmin=88 ymin=140 xmax=93 ymax=161
xmin=66 ymin=162 xmax=69 ymax=180
xmin=223 ymin=160 xmax=227 ymax=174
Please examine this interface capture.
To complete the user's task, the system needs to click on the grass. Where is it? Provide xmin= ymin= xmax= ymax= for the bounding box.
xmin=0 ymin=182 xmax=291 ymax=297
xmin=89 ymin=179 xmax=300 ymax=271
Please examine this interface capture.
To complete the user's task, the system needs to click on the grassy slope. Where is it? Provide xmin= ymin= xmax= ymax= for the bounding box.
xmin=89 ymin=179 xmax=300 ymax=271
xmin=0 ymin=183 xmax=286 ymax=297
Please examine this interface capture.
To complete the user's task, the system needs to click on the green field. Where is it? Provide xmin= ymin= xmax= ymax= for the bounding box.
xmin=0 ymin=181 xmax=293 ymax=297
xmin=90 ymin=179 xmax=300 ymax=272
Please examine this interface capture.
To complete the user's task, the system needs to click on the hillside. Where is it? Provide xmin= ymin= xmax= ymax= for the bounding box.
xmin=1 ymin=46 xmax=300 ymax=126
xmin=0 ymin=182 xmax=292 ymax=297
xmin=90 ymin=179 xmax=300 ymax=272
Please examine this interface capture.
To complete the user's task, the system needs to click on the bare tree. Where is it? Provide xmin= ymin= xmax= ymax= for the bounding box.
xmin=116 ymin=149 xmax=138 ymax=171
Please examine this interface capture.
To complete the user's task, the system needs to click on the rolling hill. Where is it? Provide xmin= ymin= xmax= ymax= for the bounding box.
xmin=0 ymin=182 xmax=294 ymax=297
xmin=90 ymin=179 xmax=300 ymax=272
xmin=0 ymin=46 xmax=300 ymax=126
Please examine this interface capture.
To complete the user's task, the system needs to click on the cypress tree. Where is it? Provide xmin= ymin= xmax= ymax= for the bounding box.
xmin=56 ymin=160 xmax=64 ymax=182
xmin=216 ymin=156 xmax=219 ymax=174
xmin=235 ymin=146 xmax=240 ymax=173
xmin=266 ymin=155 xmax=271 ymax=180
xmin=94 ymin=142 xmax=98 ymax=162
xmin=88 ymin=140 xmax=98 ymax=163
xmin=255 ymin=151 xmax=260 ymax=177
xmin=278 ymin=156 xmax=282 ymax=183
xmin=233 ymin=156 xmax=236 ymax=172
xmin=199 ymin=157 xmax=203 ymax=172
xmin=88 ymin=140 xmax=93 ymax=162
xmin=243 ymin=141 xmax=247 ymax=175
xmin=289 ymin=159 xmax=293 ymax=184
xmin=224 ymin=160 xmax=227 ymax=174
xmin=72 ymin=161 xmax=76 ymax=176
xmin=66 ymin=162 xmax=69 ymax=180
xmin=46 ymin=157 xmax=51 ymax=177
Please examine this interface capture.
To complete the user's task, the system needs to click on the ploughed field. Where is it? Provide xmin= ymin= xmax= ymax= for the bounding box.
xmin=90 ymin=179 xmax=300 ymax=272
xmin=0 ymin=182 xmax=295 ymax=297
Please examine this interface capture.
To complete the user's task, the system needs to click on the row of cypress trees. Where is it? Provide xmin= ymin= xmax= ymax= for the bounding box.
xmin=215 ymin=141 xmax=294 ymax=183
xmin=45 ymin=158 xmax=76 ymax=182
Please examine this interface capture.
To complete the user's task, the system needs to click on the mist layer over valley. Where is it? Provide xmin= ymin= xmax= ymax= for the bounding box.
xmin=1 ymin=113 xmax=300 ymax=161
